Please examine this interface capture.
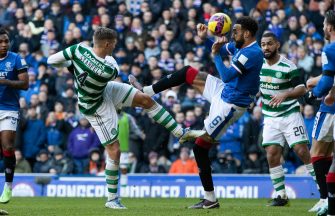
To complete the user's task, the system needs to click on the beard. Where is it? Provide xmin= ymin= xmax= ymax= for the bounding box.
xmin=264 ymin=50 xmax=277 ymax=60
xmin=235 ymin=39 xmax=244 ymax=49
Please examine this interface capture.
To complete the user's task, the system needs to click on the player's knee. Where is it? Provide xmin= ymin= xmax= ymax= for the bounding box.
xmin=137 ymin=93 xmax=154 ymax=109
xmin=105 ymin=142 xmax=121 ymax=158
xmin=2 ymin=143 xmax=14 ymax=152
xmin=294 ymin=145 xmax=310 ymax=158
xmin=265 ymin=147 xmax=280 ymax=159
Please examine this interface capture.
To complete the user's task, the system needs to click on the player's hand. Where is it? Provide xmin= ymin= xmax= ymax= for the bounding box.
xmin=211 ymin=36 xmax=228 ymax=55
xmin=269 ymin=93 xmax=288 ymax=108
xmin=324 ymin=93 xmax=335 ymax=106
xmin=306 ymin=77 xmax=317 ymax=90
xmin=304 ymin=90 xmax=317 ymax=104
xmin=196 ymin=23 xmax=208 ymax=40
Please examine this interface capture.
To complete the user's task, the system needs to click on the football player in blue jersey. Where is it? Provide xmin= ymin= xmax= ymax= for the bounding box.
xmin=305 ymin=75 xmax=334 ymax=213
xmin=307 ymin=10 xmax=335 ymax=216
xmin=0 ymin=28 xmax=28 ymax=204
xmin=129 ymin=16 xmax=263 ymax=209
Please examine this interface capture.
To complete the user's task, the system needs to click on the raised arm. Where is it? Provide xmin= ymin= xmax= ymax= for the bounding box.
xmin=197 ymin=23 xmax=235 ymax=57
xmin=211 ymin=37 xmax=240 ymax=82
xmin=47 ymin=51 xmax=72 ymax=68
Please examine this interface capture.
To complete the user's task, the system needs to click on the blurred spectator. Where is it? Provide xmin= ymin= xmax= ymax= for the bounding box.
xmin=242 ymin=146 xmax=268 ymax=174
xmin=158 ymin=50 xmax=175 ymax=72
xmin=212 ymin=150 xmax=239 ymax=174
xmin=49 ymin=147 xmax=73 ymax=174
xmin=163 ymin=90 xmax=178 ymax=111
xmin=140 ymin=151 xmax=167 ymax=173
xmin=297 ymin=46 xmax=314 ymax=76
xmin=88 ymin=148 xmax=105 ymax=175
xmin=15 ymin=150 xmax=32 ymax=173
xmin=169 ymin=147 xmax=198 ymax=174
xmin=67 ymin=116 xmax=100 ymax=174
xmin=243 ymin=106 xmax=263 ymax=153
xmin=267 ymin=15 xmax=284 ymax=43
xmin=33 ymin=149 xmax=52 ymax=173
xmin=219 ymin=117 xmax=245 ymax=162
xmin=60 ymin=88 xmax=77 ymax=113
xmin=144 ymin=36 xmax=160 ymax=60
xmin=141 ymin=114 xmax=170 ymax=159
xmin=21 ymin=70 xmax=40 ymax=103
xmin=45 ymin=112 xmax=66 ymax=151
xmin=22 ymin=106 xmax=47 ymax=167
xmin=181 ymin=87 xmax=197 ymax=111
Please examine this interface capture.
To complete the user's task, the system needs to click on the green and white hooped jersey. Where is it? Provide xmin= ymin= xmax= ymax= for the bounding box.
xmin=63 ymin=43 xmax=119 ymax=115
xmin=260 ymin=55 xmax=301 ymax=117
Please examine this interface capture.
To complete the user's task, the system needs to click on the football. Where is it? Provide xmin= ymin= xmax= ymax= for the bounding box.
xmin=207 ymin=13 xmax=232 ymax=36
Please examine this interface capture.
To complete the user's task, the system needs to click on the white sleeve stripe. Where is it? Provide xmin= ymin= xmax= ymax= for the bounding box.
xmin=232 ymin=63 xmax=242 ymax=74
xmin=294 ymin=84 xmax=305 ymax=88
xmin=66 ymin=49 xmax=72 ymax=59
xmin=225 ymin=44 xmax=232 ymax=55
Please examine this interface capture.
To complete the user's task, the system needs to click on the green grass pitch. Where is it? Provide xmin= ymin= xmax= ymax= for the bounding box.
xmin=3 ymin=198 xmax=318 ymax=216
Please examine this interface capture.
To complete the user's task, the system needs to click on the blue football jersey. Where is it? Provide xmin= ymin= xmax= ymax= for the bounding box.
xmin=220 ymin=41 xmax=263 ymax=107
xmin=319 ymin=100 xmax=335 ymax=114
xmin=322 ymin=42 xmax=335 ymax=73
xmin=318 ymin=42 xmax=335 ymax=114
xmin=0 ymin=52 xmax=27 ymax=111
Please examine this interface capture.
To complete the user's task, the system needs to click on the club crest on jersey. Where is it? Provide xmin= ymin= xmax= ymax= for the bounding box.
xmin=5 ymin=62 xmax=12 ymax=71
xmin=321 ymin=52 xmax=328 ymax=66
xmin=275 ymin=72 xmax=282 ymax=78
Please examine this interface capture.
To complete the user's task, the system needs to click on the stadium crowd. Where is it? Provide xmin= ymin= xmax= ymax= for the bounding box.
xmin=0 ymin=0 xmax=333 ymax=175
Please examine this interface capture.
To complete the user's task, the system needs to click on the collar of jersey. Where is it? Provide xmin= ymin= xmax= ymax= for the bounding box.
xmin=0 ymin=52 xmax=9 ymax=61
xmin=264 ymin=55 xmax=282 ymax=66
xmin=81 ymin=43 xmax=105 ymax=63
xmin=244 ymin=41 xmax=257 ymax=48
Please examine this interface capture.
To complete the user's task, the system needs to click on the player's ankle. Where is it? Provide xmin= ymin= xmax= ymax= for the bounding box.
xmin=204 ymin=191 xmax=216 ymax=202
xmin=143 ymin=86 xmax=155 ymax=97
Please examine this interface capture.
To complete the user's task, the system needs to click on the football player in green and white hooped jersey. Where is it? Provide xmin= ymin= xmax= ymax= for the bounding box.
xmin=260 ymin=32 xmax=318 ymax=207
xmin=47 ymin=27 xmax=205 ymax=209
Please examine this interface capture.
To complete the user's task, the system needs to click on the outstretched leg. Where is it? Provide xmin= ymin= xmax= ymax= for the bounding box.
xmin=129 ymin=66 xmax=207 ymax=95
xmin=131 ymin=91 xmax=205 ymax=141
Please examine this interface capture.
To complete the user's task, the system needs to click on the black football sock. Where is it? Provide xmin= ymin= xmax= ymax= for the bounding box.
xmin=326 ymin=172 xmax=335 ymax=215
xmin=3 ymin=150 xmax=15 ymax=183
xmin=193 ymin=144 xmax=214 ymax=192
xmin=150 ymin=66 xmax=198 ymax=93
xmin=312 ymin=157 xmax=332 ymax=199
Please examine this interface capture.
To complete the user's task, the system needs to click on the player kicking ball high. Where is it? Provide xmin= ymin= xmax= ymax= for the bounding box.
xmin=47 ymin=27 xmax=205 ymax=209
xmin=259 ymin=32 xmax=318 ymax=207
xmin=129 ymin=16 xmax=263 ymax=208
xmin=0 ymin=29 xmax=29 ymax=204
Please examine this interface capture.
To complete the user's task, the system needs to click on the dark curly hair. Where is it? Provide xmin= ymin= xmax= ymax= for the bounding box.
xmin=236 ymin=16 xmax=258 ymax=37
xmin=0 ymin=28 xmax=9 ymax=37
xmin=325 ymin=10 xmax=335 ymax=29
